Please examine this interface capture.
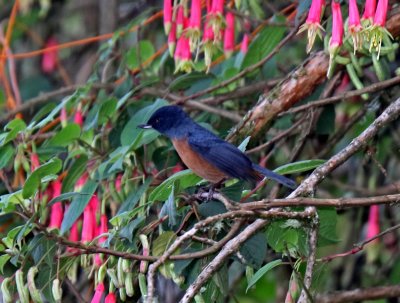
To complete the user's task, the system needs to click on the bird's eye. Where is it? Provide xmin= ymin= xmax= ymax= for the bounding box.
xmin=155 ymin=118 xmax=160 ymax=124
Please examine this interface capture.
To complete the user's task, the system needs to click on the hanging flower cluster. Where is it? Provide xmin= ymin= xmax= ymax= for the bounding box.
xmin=165 ymin=0 xmax=249 ymax=73
xmin=299 ymin=0 xmax=395 ymax=77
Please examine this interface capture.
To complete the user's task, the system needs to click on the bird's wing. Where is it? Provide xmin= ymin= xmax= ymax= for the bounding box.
xmin=188 ymin=133 xmax=256 ymax=181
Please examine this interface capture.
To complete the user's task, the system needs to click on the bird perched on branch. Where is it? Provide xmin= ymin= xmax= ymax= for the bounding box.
xmin=139 ymin=105 xmax=296 ymax=189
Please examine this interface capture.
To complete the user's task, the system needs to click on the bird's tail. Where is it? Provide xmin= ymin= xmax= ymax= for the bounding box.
xmin=252 ymin=164 xmax=297 ymax=189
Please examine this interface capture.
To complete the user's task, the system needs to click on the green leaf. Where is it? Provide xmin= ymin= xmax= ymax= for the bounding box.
xmin=152 ymin=231 xmax=177 ymax=256
xmin=318 ymin=208 xmax=339 ymax=246
xmin=159 ymin=184 xmax=177 ymax=227
xmin=120 ymin=99 xmax=168 ymax=149
xmin=126 ymin=41 xmax=155 ymax=70
xmin=246 ymin=259 xmax=283 ymax=292
xmin=48 ymin=192 xmax=81 ymax=206
xmin=0 ymin=144 xmax=14 ymax=169
xmin=47 ymin=123 xmax=81 ymax=147
xmin=266 ymin=222 xmax=299 ymax=254
xmin=240 ymin=232 xmax=267 ymax=269
xmin=197 ymin=201 xmax=227 ymax=217
xmin=118 ymin=178 xmax=152 ymax=214
xmin=316 ymin=105 xmax=335 ymax=135
xmin=22 ymin=158 xmax=63 ymax=199
xmin=149 ymin=169 xmax=202 ymax=202
xmin=2 ymin=119 xmax=26 ymax=145
xmin=0 ymin=254 xmax=10 ymax=274
xmin=98 ymin=97 xmax=118 ymax=124
xmin=274 ymin=159 xmax=326 ymax=175
xmin=169 ymin=72 xmax=214 ymax=91
xmin=62 ymin=155 xmax=88 ymax=193
xmin=61 ymin=180 xmax=97 ymax=234
xmin=241 ymin=19 xmax=286 ymax=70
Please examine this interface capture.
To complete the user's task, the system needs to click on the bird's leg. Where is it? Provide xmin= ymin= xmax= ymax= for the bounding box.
xmin=206 ymin=179 xmax=225 ymax=201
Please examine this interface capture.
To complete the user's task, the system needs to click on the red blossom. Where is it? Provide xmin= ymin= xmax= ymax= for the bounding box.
xmin=168 ymin=21 xmax=177 ymax=56
xmin=74 ymin=108 xmax=84 ymax=127
xmin=176 ymin=5 xmax=184 ymax=37
xmin=330 ymin=1 xmax=343 ymax=49
xmin=362 ymin=0 xmax=376 ymax=22
xmin=90 ymin=282 xmax=105 ymax=303
xmin=81 ymin=202 xmax=95 ymax=243
xmin=30 ymin=153 xmax=40 ymax=171
xmin=240 ymin=34 xmax=249 ymax=54
xmin=189 ymin=0 xmax=201 ymax=30
xmin=105 ymin=292 xmax=117 ymax=303
xmin=163 ymin=0 xmax=172 ymax=35
xmin=223 ymin=12 xmax=235 ymax=57
xmin=49 ymin=179 xmax=64 ymax=229
xmin=41 ymin=37 xmax=58 ymax=73
xmin=367 ymin=205 xmax=380 ymax=239
xmin=373 ymin=0 xmax=388 ymax=27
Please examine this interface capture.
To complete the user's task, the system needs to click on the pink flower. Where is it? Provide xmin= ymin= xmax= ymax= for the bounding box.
xmin=362 ymin=0 xmax=376 ymax=23
xmin=49 ymin=180 xmax=64 ymax=229
xmin=115 ymin=173 xmax=123 ymax=192
xmin=373 ymin=0 xmax=388 ymax=27
xmin=189 ymin=0 xmax=201 ymax=30
xmin=41 ymin=37 xmax=58 ymax=73
xmin=368 ymin=0 xmax=392 ymax=59
xmin=91 ymin=282 xmax=105 ymax=303
xmin=168 ymin=21 xmax=177 ymax=56
xmin=75 ymin=172 xmax=88 ymax=192
xmin=105 ymin=292 xmax=117 ymax=303
xmin=176 ymin=5 xmax=184 ymax=38
xmin=67 ymin=219 xmax=80 ymax=253
xmin=206 ymin=0 xmax=212 ymax=13
xmin=98 ymin=214 xmax=108 ymax=244
xmin=60 ymin=107 xmax=68 ymax=128
xmin=298 ymin=0 xmax=325 ymax=53
xmin=240 ymin=34 xmax=249 ymax=54
xmin=212 ymin=0 xmax=224 ymax=14
xmin=81 ymin=203 xmax=95 ymax=243
xmin=367 ymin=205 xmax=380 ymax=239
xmin=174 ymin=34 xmax=193 ymax=73
xmin=327 ymin=0 xmax=343 ymax=77
xmin=208 ymin=0 xmax=225 ymax=41
xmin=74 ymin=108 xmax=83 ymax=127
xmin=223 ymin=12 xmax=235 ymax=57
xmin=348 ymin=0 xmax=363 ymax=53
xmin=163 ymin=0 xmax=172 ymax=35
xmin=30 ymin=153 xmax=40 ymax=171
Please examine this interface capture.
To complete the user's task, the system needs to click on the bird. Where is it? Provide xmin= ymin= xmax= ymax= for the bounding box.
xmin=138 ymin=105 xmax=296 ymax=189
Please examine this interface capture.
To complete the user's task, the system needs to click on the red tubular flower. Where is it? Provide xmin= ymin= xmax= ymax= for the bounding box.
xmin=174 ymin=34 xmax=194 ymax=73
xmin=362 ymin=0 xmax=376 ymax=24
xmin=348 ymin=0 xmax=363 ymax=53
xmin=298 ymin=0 xmax=325 ymax=53
xmin=367 ymin=205 xmax=380 ymax=239
xmin=74 ymin=108 xmax=83 ymax=127
xmin=209 ymin=0 xmax=225 ymax=41
xmin=202 ymin=16 xmax=216 ymax=72
xmin=163 ymin=0 xmax=172 ymax=35
xmin=41 ymin=37 xmax=58 ymax=74
xmin=91 ymin=282 xmax=105 ymax=303
xmin=176 ymin=5 xmax=184 ymax=38
xmin=75 ymin=172 xmax=88 ymax=192
xmin=98 ymin=214 xmax=108 ymax=244
xmin=373 ymin=0 xmax=388 ymax=27
xmin=206 ymin=0 xmax=212 ymax=12
xmin=368 ymin=0 xmax=391 ymax=59
xmin=327 ymin=1 xmax=343 ymax=76
xmin=105 ymin=292 xmax=117 ymax=303
xmin=240 ymin=34 xmax=249 ymax=54
xmin=49 ymin=179 xmax=64 ymax=229
xmin=30 ymin=153 xmax=40 ymax=171
xmin=60 ymin=107 xmax=68 ymax=128
xmin=168 ymin=21 xmax=177 ymax=56
xmin=81 ymin=203 xmax=95 ymax=243
xmin=187 ymin=0 xmax=202 ymax=51
xmin=223 ymin=12 xmax=235 ymax=58
xmin=67 ymin=219 xmax=80 ymax=253
xmin=115 ymin=173 xmax=123 ymax=192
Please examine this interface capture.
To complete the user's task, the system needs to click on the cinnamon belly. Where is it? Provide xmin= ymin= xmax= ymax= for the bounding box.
xmin=172 ymin=138 xmax=226 ymax=183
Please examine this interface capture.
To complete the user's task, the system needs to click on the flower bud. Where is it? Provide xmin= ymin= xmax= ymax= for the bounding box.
xmin=16 ymin=269 xmax=30 ymax=303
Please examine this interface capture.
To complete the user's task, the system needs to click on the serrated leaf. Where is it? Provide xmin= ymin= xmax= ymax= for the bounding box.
xmin=61 ymin=180 xmax=97 ymax=234
xmin=47 ymin=123 xmax=81 ymax=146
xmin=152 ymin=231 xmax=177 ymax=256
xmin=149 ymin=169 xmax=202 ymax=202
xmin=241 ymin=19 xmax=286 ymax=70
xmin=274 ymin=159 xmax=326 ymax=175
xmin=246 ymin=259 xmax=283 ymax=292
xmin=266 ymin=222 xmax=299 ymax=254
xmin=22 ymin=158 xmax=63 ymax=199
xmin=126 ymin=41 xmax=155 ymax=70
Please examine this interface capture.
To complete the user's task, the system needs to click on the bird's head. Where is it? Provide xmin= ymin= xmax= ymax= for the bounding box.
xmin=138 ymin=105 xmax=189 ymax=138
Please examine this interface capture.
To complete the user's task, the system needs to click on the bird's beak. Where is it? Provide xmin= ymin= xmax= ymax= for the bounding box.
xmin=138 ymin=124 xmax=152 ymax=129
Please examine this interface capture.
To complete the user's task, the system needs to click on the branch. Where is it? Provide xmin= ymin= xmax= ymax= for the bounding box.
xmin=288 ymin=97 xmax=400 ymax=198
xmin=315 ymin=284 xmax=400 ymax=303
